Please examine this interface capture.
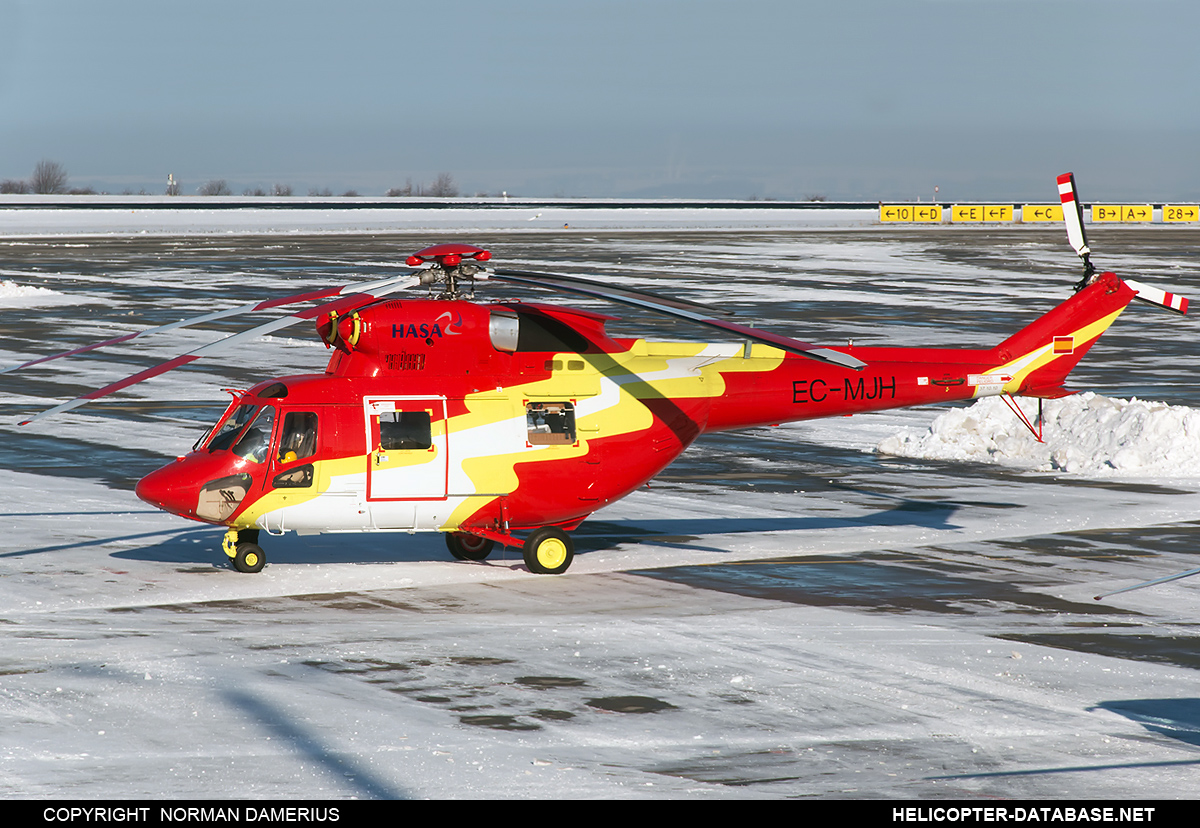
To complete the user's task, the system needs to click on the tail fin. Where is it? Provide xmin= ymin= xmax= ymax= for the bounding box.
xmin=989 ymin=272 xmax=1135 ymax=398
xmin=983 ymin=172 xmax=1192 ymax=400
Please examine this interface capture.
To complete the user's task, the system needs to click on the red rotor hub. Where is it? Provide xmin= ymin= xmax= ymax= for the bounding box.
xmin=406 ymin=244 xmax=491 ymax=268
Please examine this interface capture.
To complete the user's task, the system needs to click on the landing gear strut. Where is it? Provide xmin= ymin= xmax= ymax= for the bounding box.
xmin=223 ymin=528 xmax=266 ymax=573
xmin=449 ymin=525 xmax=578 ymax=574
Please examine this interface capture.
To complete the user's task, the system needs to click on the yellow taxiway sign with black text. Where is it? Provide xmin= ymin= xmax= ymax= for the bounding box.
xmin=952 ymin=205 xmax=1014 ymax=222
xmin=880 ymin=205 xmax=943 ymax=223
xmin=1092 ymin=205 xmax=1153 ymax=222
xmin=1021 ymin=204 xmax=1064 ymax=222
xmin=1163 ymin=205 xmax=1199 ymax=223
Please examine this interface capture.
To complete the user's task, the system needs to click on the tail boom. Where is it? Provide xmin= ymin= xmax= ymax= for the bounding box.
xmin=699 ymin=272 xmax=1138 ymax=432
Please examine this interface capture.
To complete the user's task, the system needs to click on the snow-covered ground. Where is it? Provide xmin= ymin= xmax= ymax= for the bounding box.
xmin=1 ymin=217 xmax=1198 ymax=799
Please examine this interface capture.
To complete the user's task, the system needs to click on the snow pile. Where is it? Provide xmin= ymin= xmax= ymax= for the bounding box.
xmin=0 ymin=279 xmax=79 ymax=307
xmin=876 ymin=392 xmax=1200 ymax=477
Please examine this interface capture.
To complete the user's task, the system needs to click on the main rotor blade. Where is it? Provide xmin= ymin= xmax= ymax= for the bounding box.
xmin=487 ymin=268 xmax=734 ymax=317
xmin=491 ymin=269 xmax=866 ymax=370
xmin=1094 ymin=566 xmax=1200 ymax=600
xmin=2 ymin=284 xmax=364 ymax=375
xmin=19 ymin=274 xmax=418 ymax=425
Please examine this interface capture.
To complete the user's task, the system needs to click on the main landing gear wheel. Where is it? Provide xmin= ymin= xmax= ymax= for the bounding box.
xmin=523 ymin=527 xmax=574 ymax=575
xmin=445 ymin=532 xmax=494 ymax=561
xmin=233 ymin=542 xmax=266 ymax=573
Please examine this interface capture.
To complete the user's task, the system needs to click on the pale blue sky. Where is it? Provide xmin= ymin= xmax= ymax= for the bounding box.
xmin=2 ymin=0 xmax=1197 ymax=199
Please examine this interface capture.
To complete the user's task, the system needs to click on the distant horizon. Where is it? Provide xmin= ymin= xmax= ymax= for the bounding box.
xmin=3 ymin=187 xmax=1196 ymax=206
xmin=4 ymin=2 xmax=1198 ymax=203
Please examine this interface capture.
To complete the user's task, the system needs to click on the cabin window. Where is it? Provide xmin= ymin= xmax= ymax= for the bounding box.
xmin=278 ymin=411 xmax=318 ymax=462
xmin=231 ymin=406 xmax=275 ymax=464
xmin=526 ymin=401 xmax=576 ymax=445
xmin=379 ymin=411 xmax=432 ymax=450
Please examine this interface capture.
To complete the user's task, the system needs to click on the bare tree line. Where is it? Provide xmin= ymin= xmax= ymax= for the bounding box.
xmin=162 ymin=176 xmax=463 ymax=197
xmin=2 ymin=162 xmax=470 ymax=198
xmin=197 ymin=172 xmax=461 ymax=198
xmin=386 ymin=173 xmax=459 ymax=198
xmin=2 ymin=160 xmax=95 ymax=194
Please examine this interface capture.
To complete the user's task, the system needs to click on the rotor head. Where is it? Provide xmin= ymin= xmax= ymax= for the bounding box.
xmin=407 ymin=244 xmax=493 ymax=299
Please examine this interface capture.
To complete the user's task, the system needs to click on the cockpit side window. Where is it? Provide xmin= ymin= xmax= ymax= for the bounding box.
xmin=232 ymin=406 xmax=276 ymax=464
xmin=278 ymin=412 xmax=318 ymax=463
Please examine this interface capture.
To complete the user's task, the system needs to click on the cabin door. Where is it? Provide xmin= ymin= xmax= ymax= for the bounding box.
xmin=364 ymin=397 xmax=449 ymax=522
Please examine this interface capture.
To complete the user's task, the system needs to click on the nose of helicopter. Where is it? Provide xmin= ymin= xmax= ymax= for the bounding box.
xmin=135 ymin=459 xmax=194 ymax=517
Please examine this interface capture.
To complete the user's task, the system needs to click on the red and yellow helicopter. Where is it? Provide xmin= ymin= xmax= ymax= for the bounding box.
xmin=7 ymin=174 xmax=1189 ymax=575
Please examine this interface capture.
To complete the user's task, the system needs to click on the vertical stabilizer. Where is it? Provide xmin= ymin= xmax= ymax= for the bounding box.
xmin=989 ymin=272 xmax=1135 ymax=397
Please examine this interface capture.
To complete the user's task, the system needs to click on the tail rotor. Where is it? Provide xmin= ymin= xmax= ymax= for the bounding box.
xmin=1056 ymin=171 xmax=1189 ymax=315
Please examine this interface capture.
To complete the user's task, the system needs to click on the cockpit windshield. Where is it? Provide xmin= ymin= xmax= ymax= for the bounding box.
xmin=199 ymin=402 xmax=277 ymax=465
xmin=206 ymin=404 xmax=260 ymax=452
xmin=231 ymin=406 xmax=275 ymax=463
xmin=205 ymin=401 xmax=274 ymax=456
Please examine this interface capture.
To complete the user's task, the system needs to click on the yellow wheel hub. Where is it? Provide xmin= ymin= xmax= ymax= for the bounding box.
xmin=537 ymin=538 xmax=568 ymax=569
xmin=243 ymin=551 xmax=259 ymax=568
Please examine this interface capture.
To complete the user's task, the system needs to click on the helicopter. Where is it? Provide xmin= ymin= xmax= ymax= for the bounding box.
xmin=6 ymin=174 xmax=1189 ymax=576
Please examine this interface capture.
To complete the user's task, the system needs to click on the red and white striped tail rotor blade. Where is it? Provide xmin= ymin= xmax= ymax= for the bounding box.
xmin=1056 ymin=172 xmax=1091 ymax=259
xmin=1123 ymin=278 xmax=1190 ymax=315
xmin=2 ymin=283 xmax=367 ymax=375
xmin=19 ymin=274 xmax=418 ymax=426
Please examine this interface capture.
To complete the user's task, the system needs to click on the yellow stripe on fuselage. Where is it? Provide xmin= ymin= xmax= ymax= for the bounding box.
xmin=234 ymin=339 xmax=790 ymax=533
xmin=983 ymin=307 xmax=1127 ymax=397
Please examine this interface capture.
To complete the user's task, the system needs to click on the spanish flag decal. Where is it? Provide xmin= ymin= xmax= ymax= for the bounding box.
xmin=1053 ymin=336 xmax=1074 ymax=354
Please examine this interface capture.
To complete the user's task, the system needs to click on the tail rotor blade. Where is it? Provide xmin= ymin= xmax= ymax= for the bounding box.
xmin=1056 ymin=172 xmax=1091 ymax=261
xmin=1123 ymin=278 xmax=1190 ymax=315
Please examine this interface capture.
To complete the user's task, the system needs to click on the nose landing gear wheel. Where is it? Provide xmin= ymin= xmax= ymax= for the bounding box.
xmin=523 ymin=527 xmax=574 ymax=575
xmin=445 ymin=532 xmax=495 ymax=561
xmin=233 ymin=542 xmax=266 ymax=573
